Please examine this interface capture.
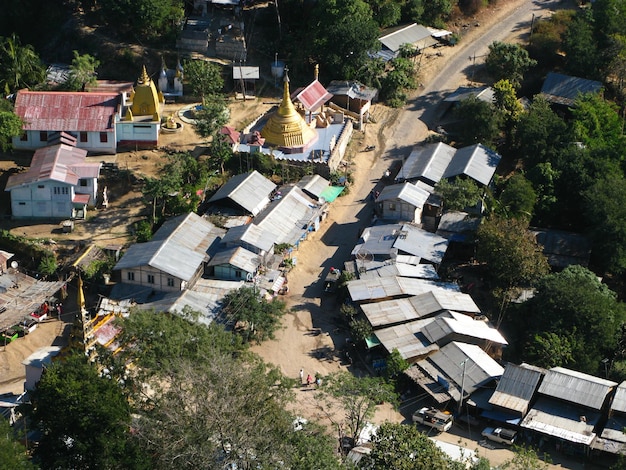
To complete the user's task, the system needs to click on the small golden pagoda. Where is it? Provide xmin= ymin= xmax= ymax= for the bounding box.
xmin=261 ymin=67 xmax=317 ymax=151
xmin=128 ymin=66 xmax=163 ymax=120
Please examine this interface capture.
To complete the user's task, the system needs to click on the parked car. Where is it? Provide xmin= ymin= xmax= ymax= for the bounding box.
xmin=412 ymin=407 xmax=453 ymax=432
xmin=481 ymin=427 xmax=517 ymax=445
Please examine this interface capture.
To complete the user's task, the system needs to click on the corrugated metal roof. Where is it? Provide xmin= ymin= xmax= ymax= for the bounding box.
xmin=208 ymin=246 xmax=260 ymax=273
xmin=416 ymin=341 xmax=504 ymax=401
xmin=14 ymin=91 xmax=119 ymax=132
xmin=393 ymin=223 xmax=449 ymax=264
xmin=375 ymin=319 xmax=439 ymax=361
xmin=521 ymin=396 xmax=599 ymax=445
xmin=540 ymin=72 xmax=602 ymax=107
xmin=404 ymin=364 xmax=452 ymax=403
xmin=538 ymin=367 xmax=617 ymax=410
xmin=208 ymin=170 xmax=276 ymax=216
xmin=114 ymin=213 xmax=225 ymax=281
xmin=443 ymin=86 xmax=495 ymax=104
xmin=611 ymin=382 xmax=626 ymax=413
xmin=379 ymin=23 xmax=437 ymax=53
xmin=531 ymin=228 xmax=591 ymax=269
xmin=326 ymin=80 xmax=378 ymax=101
xmin=138 ymin=289 xmax=233 ymax=326
xmin=254 ymin=185 xmax=323 ymax=245
xmin=220 ymin=223 xmax=275 ymax=253
xmin=5 ymin=143 xmax=98 ymax=190
xmin=377 ymin=182 xmax=430 ymax=208
xmin=362 ymin=298 xmax=430 ymax=327
xmin=406 ymin=288 xmax=479 ymax=314
xmin=347 ymin=276 xmax=459 ymax=302
xmin=599 ymin=411 xmax=626 ymax=448
xmin=296 ymin=174 xmax=330 ymax=200
xmin=352 ymin=223 xmax=402 ymax=257
xmin=357 ymin=260 xmax=439 ymax=280
xmin=295 ymin=80 xmax=333 ymax=111
xmin=422 ymin=311 xmax=507 ymax=345
xmin=443 ymin=144 xmax=501 ymax=186
xmin=397 ymin=142 xmax=456 ymax=185
xmin=436 ymin=211 xmax=481 ymax=238
xmin=489 ymin=363 xmax=544 ymax=414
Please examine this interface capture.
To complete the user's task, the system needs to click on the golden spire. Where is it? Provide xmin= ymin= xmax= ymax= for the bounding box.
xmin=138 ymin=65 xmax=150 ymax=85
xmin=314 ymin=64 xmax=319 ymax=81
xmin=261 ymin=65 xmax=317 ymax=148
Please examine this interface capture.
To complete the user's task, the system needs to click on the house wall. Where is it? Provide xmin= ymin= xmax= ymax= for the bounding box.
xmin=13 ymin=130 xmax=116 ymax=155
xmin=10 ymin=181 xmax=75 ymax=219
xmin=75 ymin=177 xmax=98 ymax=205
xmin=381 ymin=200 xmax=421 ymax=223
xmin=213 ymin=263 xmax=252 ymax=281
xmin=119 ymin=266 xmax=184 ymax=293
xmin=116 ymin=121 xmax=160 ymax=148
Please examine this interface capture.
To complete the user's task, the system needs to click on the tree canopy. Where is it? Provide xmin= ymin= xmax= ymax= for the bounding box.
xmin=0 ymin=418 xmax=35 ymax=470
xmin=513 ymin=265 xmax=626 ymax=375
xmin=436 ymin=177 xmax=483 ymax=212
xmin=0 ymin=34 xmax=44 ymax=94
xmin=0 ymin=111 xmax=22 ymax=151
xmin=476 ymin=216 xmax=549 ymax=289
xmin=485 ymin=41 xmax=537 ymax=88
xmin=21 ymin=353 xmax=144 ymax=470
xmin=361 ymin=422 xmax=461 ymax=469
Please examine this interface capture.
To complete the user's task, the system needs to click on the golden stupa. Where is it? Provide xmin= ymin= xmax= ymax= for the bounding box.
xmin=261 ymin=68 xmax=317 ymax=150
xmin=129 ymin=66 xmax=163 ymax=120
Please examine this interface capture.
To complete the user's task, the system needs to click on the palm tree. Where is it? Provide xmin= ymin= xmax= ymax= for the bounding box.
xmin=0 ymin=34 xmax=45 ymax=95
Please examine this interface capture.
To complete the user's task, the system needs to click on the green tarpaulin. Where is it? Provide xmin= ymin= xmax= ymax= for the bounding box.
xmin=320 ymin=186 xmax=345 ymax=203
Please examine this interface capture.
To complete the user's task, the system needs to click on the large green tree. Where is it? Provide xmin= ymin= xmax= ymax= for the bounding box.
xmin=21 ymin=353 xmax=145 ymax=470
xmin=516 ymin=265 xmax=626 ymax=375
xmin=184 ymin=60 xmax=224 ymax=102
xmin=0 ymin=34 xmax=44 ymax=94
xmin=476 ymin=216 xmax=549 ymax=289
xmin=485 ymin=41 xmax=537 ymax=88
xmin=310 ymin=0 xmax=380 ymax=79
xmin=0 ymin=111 xmax=22 ymax=151
xmin=0 ymin=418 xmax=35 ymax=470
xmin=583 ymin=174 xmax=626 ymax=274
xmin=562 ymin=10 xmax=600 ymax=78
xmin=65 ymin=51 xmax=100 ymax=92
xmin=436 ymin=177 xmax=483 ymax=212
xmin=221 ymin=286 xmax=288 ymax=344
xmin=316 ymin=371 xmax=397 ymax=450
xmin=497 ymin=173 xmax=536 ymax=220
xmin=453 ymin=95 xmax=503 ymax=146
xmin=361 ymin=422 xmax=462 ymax=469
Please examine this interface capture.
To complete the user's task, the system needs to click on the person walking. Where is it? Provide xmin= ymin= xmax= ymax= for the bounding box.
xmin=306 ymin=374 xmax=313 ymax=387
xmin=299 ymin=368 xmax=304 ymax=385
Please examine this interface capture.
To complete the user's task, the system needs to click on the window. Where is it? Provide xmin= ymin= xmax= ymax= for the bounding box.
xmin=99 ymin=132 xmax=108 ymax=143
xmin=80 ymin=132 xmax=88 ymax=143
xmin=37 ymin=185 xmax=44 ymax=189
xmin=79 ymin=179 xmax=88 ymax=187
xmin=167 ymin=278 xmax=174 ymax=287
xmin=127 ymin=272 xmax=135 ymax=281
xmin=389 ymin=203 xmax=396 ymax=211
xmin=147 ymin=274 xmax=155 ymax=284
xmin=18 ymin=202 xmax=26 ymax=206
xmin=39 ymin=131 xmax=48 ymax=142
xmin=20 ymin=134 xmax=27 ymax=141
xmin=53 ymin=187 xmax=69 ymax=195
xmin=235 ymin=270 xmax=242 ymax=279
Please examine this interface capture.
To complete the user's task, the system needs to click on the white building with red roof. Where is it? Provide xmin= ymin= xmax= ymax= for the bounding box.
xmin=5 ymin=134 xmax=102 ymax=219
xmin=12 ymin=90 xmax=120 ymax=154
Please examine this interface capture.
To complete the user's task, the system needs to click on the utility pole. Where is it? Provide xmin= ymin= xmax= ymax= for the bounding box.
xmin=529 ymin=13 xmax=536 ymax=46
xmin=458 ymin=359 xmax=468 ymax=416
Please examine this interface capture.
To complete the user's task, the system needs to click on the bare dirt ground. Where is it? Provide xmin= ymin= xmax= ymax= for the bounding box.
xmin=0 ymin=2 xmax=584 ymax=466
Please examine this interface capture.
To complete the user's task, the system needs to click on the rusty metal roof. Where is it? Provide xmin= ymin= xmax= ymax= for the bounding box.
xmin=14 ymin=91 xmax=119 ymax=132
xmin=5 ymin=143 xmax=100 ymax=190
xmin=295 ymin=80 xmax=333 ymax=111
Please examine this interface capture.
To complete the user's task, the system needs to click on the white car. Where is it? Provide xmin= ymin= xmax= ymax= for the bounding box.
xmin=412 ymin=407 xmax=453 ymax=432
xmin=481 ymin=427 xmax=517 ymax=445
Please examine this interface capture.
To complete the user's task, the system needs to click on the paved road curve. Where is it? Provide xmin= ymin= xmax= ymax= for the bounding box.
xmin=382 ymin=0 xmax=565 ymax=161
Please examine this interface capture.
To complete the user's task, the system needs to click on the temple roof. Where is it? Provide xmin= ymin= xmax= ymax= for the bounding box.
xmin=129 ymin=66 xmax=163 ymax=119
xmin=261 ymin=69 xmax=316 ymax=148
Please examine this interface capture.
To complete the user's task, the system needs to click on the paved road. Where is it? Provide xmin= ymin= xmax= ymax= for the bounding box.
xmin=382 ymin=0 xmax=566 ymax=161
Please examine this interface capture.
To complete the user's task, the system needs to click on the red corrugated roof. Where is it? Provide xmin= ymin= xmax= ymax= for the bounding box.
xmin=5 ymin=143 xmax=100 ymax=190
xmin=219 ymin=126 xmax=240 ymax=145
xmin=14 ymin=91 xmax=119 ymax=132
xmin=73 ymin=194 xmax=91 ymax=204
xmin=296 ymin=80 xmax=333 ymax=111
